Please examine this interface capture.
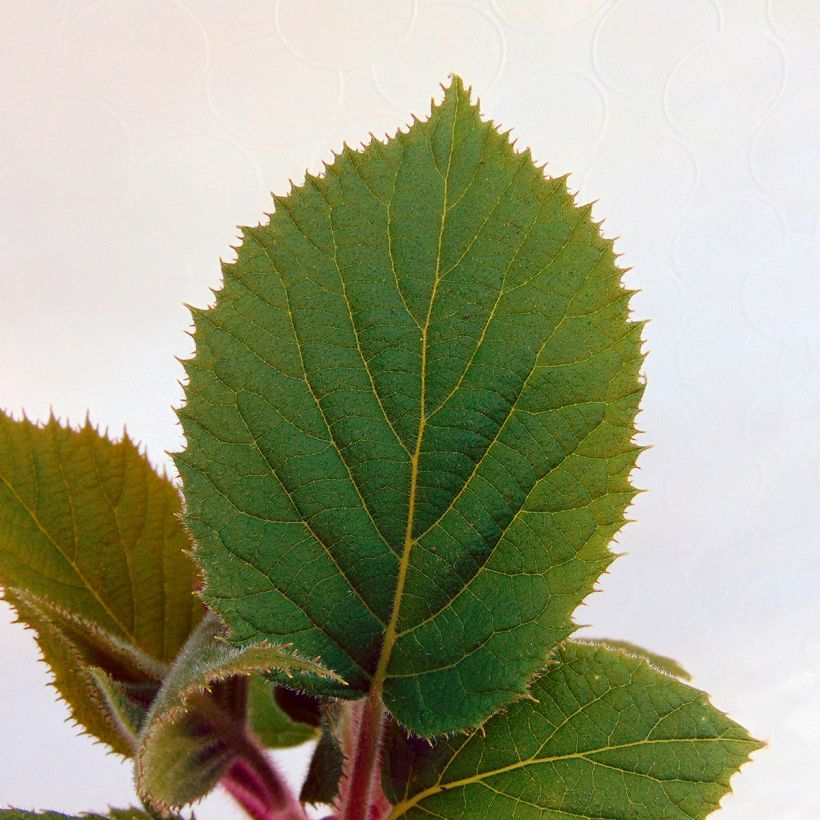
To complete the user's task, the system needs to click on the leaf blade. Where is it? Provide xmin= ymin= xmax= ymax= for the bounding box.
xmin=0 ymin=413 xmax=201 ymax=663
xmin=248 ymin=678 xmax=318 ymax=748
xmin=2 ymin=589 xmax=160 ymax=756
xmin=576 ymin=637 xmax=692 ymax=680
xmin=384 ymin=642 xmax=762 ymax=818
xmin=136 ymin=612 xmax=339 ymax=810
xmin=178 ymin=75 xmax=643 ymax=735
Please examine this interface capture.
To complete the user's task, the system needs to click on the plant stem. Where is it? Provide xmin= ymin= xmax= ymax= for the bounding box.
xmin=339 ymin=691 xmax=387 ymax=820
xmin=223 ymin=761 xmax=274 ymax=820
xmin=192 ymin=690 xmax=305 ymax=819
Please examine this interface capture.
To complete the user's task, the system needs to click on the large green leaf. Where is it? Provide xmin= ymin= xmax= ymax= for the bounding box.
xmin=136 ymin=612 xmax=339 ymax=811
xmin=383 ymin=642 xmax=762 ymax=818
xmin=0 ymin=413 xmax=202 ymax=749
xmin=177 ymin=75 xmax=643 ymax=735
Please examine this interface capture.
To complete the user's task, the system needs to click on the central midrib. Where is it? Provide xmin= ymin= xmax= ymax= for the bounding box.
xmin=369 ymin=95 xmax=459 ymax=702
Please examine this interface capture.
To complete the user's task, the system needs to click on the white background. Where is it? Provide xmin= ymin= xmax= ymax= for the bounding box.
xmin=1 ymin=1 xmax=818 ymax=817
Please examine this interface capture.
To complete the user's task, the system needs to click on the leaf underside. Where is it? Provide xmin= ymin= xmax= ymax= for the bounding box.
xmin=0 ymin=413 xmax=202 ymax=750
xmin=177 ymin=75 xmax=644 ymax=736
xmin=136 ymin=612 xmax=337 ymax=810
xmin=384 ymin=642 xmax=763 ymax=819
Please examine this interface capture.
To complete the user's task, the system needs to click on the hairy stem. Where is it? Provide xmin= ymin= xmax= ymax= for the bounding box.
xmin=339 ymin=692 xmax=387 ymax=820
xmin=191 ymin=689 xmax=305 ymax=819
xmin=223 ymin=760 xmax=275 ymax=820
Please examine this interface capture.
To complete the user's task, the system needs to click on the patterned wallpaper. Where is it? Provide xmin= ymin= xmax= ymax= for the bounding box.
xmin=0 ymin=1 xmax=818 ymax=816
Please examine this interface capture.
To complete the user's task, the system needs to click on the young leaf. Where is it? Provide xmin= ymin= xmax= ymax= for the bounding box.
xmin=177 ymin=75 xmax=643 ymax=736
xmin=86 ymin=667 xmax=149 ymax=746
xmin=3 ymin=589 xmax=160 ymax=755
xmin=0 ymin=413 xmax=202 ymax=750
xmin=299 ymin=718 xmax=345 ymax=806
xmin=136 ymin=612 xmax=340 ymax=811
xmin=384 ymin=642 xmax=763 ymax=818
xmin=0 ymin=412 xmax=202 ymax=656
xmin=9 ymin=589 xmax=167 ymax=683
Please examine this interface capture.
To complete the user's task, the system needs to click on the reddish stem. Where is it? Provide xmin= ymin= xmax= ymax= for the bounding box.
xmin=223 ymin=760 xmax=274 ymax=820
xmin=223 ymin=756 xmax=306 ymax=820
xmin=338 ymin=693 xmax=387 ymax=820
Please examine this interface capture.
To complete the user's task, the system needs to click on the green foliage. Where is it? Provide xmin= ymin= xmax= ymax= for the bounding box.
xmin=176 ymin=74 xmax=644 ymax=738
xmin=135 ymin=612 xmax=338 ymax=811
xmin=0 ymin=414 xmax=199 ymax=753
xmin=300 ymin=719 xmax=345 ymax=805
xmin=248 ymin=678 xmax=319 ymax=748
xmin=0 ymin=414 xmax=201 ymax=660
xmin=384 ymin=642 xmax=762 ymax=818
xmin=0 ymin=76 xmax=760 ymax=819
xmin=578 ymin=637 xmax=692 ymax=680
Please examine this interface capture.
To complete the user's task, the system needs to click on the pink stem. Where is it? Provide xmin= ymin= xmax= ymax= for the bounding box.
xmin=221 ymin=747 xmax=306 ymax=820
xmin=338 ymin=694 xmax=386 ymax=820
xmin=223 ymin=762 xmax=274 ymax=820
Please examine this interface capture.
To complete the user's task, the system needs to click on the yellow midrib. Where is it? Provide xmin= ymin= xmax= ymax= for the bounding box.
xmin=387 ymin=734 xmax=757 ymax=817
xmin=369 ymin=94 xmax=459 ymax=702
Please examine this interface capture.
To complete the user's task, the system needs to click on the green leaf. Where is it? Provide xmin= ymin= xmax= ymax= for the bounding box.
xmin=136 ymin=612 xmax=340 ymax=810
xmin=0 ymin=413 xmax=201 ymax=659
xmin=248 ymin=678 xmax=318 ymax=747
xmin=177 ymin=75 xmax=643 ymax=736
xmin=577 ymin=637 xmax=691 ymax=680
xmin=384 ymin=642 xmax=762 ymax=818
xmin=0 ymin=413 xmax=203 ymax=748
xmin=300 ymin=718 xmax=344 ymax=806
xmin=9 ymin=588 xmax=166 ymax=682
xmin=86 ymin=667 xmax=149 ymax=745
xmin=3 ymin=589 xmax=160 ymax=755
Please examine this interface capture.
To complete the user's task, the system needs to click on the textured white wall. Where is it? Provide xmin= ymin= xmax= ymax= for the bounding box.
xmin=1 ymin=1 xmax=818 ymax=817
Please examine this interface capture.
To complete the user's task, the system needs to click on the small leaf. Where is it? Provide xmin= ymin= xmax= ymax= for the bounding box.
xmin=0 ymin=413 xmax=202 ymax=750
xmin=300 ymin=718 xmax=344 ymax=806
xmin=9 ymin=589 xmax=166 ymax=682
xmin=136 ymin=612 xmax=340 ymax=810
xmin=248 ymin=678 xmax=318 ymax=748
xmin=87 ymin=667 xmax=149 ymax=745
xmin=384 ymin=642 xmax=762 ymax=818
xmin=577 ymin=636 xmax=691 ymax=680
xmin=177 ymin=74 xmax=643 ymax=736
xmin=4 ymin=590 xmax=160 ymax=755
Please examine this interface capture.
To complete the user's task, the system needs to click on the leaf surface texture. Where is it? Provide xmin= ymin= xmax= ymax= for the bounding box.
xmin=177 ymin=76 xmax=643 ymax=735
xmin=136 ymin=612 xmax=338 ymax=810
xmin=0 ymin=414 xmax=201 ymax=749
xmin=384 ymin=642 xmax=762 ymax=818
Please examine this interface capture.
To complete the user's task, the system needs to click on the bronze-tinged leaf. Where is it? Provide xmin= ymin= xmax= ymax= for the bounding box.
xmin=0 ymin=413 xmax=202 ymax=750
xmin=136 ymin=613 xmax=340 ymax=811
